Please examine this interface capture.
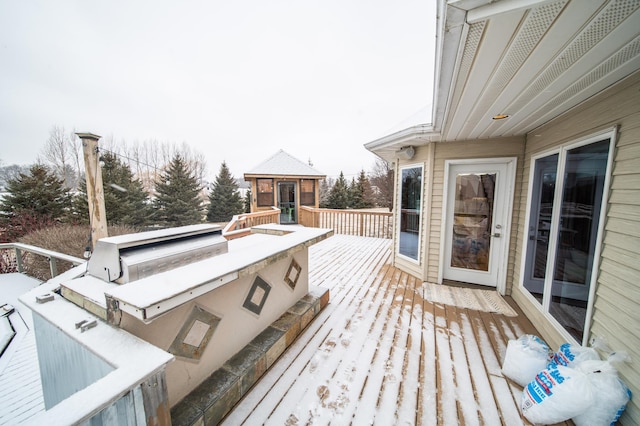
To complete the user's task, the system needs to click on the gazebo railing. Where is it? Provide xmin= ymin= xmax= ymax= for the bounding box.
xmin=222 ymin=207 xmax=281 ymax=239
xmin=299 ymin=206 xmax=393 ymax=239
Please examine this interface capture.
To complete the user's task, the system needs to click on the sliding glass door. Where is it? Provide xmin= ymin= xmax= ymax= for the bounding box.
xmin=523 ymin=136 xmax=612 ymax=343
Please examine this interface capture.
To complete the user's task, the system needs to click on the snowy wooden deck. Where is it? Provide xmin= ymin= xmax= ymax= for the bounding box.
xmin=222 ymin=234 xmax=569 ymax=426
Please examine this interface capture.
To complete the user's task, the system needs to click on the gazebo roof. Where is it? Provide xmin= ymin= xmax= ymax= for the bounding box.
xmin=244 ymin=150 xmax=325 ymax=179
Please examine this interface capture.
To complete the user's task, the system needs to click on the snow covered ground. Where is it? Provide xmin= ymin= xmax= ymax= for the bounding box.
xmin=0 ymin=273 xmax=44 ymax=425
xmin=222 ymin=234 xmax=550 ymax=425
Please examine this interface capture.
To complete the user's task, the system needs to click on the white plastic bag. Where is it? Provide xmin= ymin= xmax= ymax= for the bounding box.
xmin=572 ymin=354 xmax=632 ymax=426
xmin=551 ymin=341 xmax=601 ymax=367
xmin=502 ymin=334 xmax=550 ymax=387
xmin=521 ymin=362 xmax=594 ymax=424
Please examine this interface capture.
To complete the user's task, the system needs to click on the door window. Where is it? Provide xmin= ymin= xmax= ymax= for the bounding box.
xmin=523 ymin=137 xmax=612 ymax=343
xmin=450 ymin=173 xmax=495 ymax=272
xmin=278 ymin=182 xmax=296 ymax=224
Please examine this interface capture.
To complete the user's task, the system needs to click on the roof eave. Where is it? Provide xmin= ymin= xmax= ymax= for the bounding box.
xmin=244 ymin=173 xmax=327 ymax=180
xmin=364 ymin=123 xmax=439 ymax=162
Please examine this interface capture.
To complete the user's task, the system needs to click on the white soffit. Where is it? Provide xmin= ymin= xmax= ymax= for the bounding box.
xmin=441 ymin=0 xmax=640 ymax=141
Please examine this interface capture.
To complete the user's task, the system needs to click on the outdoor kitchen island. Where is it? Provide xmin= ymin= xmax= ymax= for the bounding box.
xmin=22 ymin=223 xmax=333 ymax=425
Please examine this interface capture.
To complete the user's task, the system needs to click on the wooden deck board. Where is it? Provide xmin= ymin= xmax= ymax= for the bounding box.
xmin=222 ymin=235 xmax=564 ymax=426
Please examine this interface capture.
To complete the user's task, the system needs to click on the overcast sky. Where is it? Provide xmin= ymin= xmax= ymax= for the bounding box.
xmin=0 ymin=0 xmax=434 ymax=180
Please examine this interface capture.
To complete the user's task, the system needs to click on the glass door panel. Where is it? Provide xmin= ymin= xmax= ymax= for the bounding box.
xmin=450 ymin=173 xmax=495 ymax=272
xmin=278 ymin=182 xmax=296 ymax=224
xmin=550 ymin=140 xmax=609 ymax=341
xmin=522 ymin=138 xmax=611 ymax=343
xmin=523 ymin=154 xmax=559 ymax=302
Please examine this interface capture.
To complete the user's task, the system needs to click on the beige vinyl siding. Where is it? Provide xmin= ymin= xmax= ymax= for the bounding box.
xmin=426 ymin=138 xmax=525 ymax=285
xmin=511 ymin=70 xmax=640 ymax=425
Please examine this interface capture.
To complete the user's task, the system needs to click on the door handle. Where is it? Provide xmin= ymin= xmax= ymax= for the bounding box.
xmin=491 ymin=233 xmax=501 ymax=238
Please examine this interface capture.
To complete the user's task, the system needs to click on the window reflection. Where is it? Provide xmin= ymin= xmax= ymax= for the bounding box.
xmin=524 ymin=154 xmax=559 ymax=302
xmin=523 ymin=139 xmax=610 ymax=342
xmin=450 ymin=173 xmax=495 ymax=271
xmin=550 ymin=140 xmax=609 ymax=341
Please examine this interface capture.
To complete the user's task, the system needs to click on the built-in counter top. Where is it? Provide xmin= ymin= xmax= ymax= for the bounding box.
xmin=18 ymin=274 xmax=175 ymax=425
xmin=73 ymin=225 xmax=332 ymax=323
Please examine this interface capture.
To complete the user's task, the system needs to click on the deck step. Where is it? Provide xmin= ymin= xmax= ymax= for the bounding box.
xmin=170 ymin=286 xmax=329 ymax=426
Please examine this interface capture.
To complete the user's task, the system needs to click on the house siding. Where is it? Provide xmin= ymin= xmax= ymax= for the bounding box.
xmin=511 ymin=70 xmax=640 ymax=425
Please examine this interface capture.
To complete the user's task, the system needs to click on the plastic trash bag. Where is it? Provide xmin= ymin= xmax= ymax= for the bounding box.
xmin=502 ymin=334 xmax=551 ymax=387
xmin=551 ymin=338 xmax=605 ymax=367
xmin=521 ymin=362 xmax=594 ymax=424
xmin=572 ymin=353 xmax=632 ymax=426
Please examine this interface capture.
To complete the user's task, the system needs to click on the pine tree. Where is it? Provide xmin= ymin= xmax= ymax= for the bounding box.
xmin=348 ymin=177 xmax=360 ymax=208
xmin=0 ymin=164 xmax=71 ymax=240
xmin=319 ymin=178 xmax=332 ymax=208
xmin=350 ymin=170 xmax=375 ymax=209
xmin=72 ymin=153 xmax=153 ymax=227
xmin=207 ymin=162 xmax=244 ymax=222
xmin=327 ymin=172 xmax=350 ymax=209
xmin=153 ymin=155 xmax=204 ymax=227
xmin=244 ymin=189 xmax=252 ymax=213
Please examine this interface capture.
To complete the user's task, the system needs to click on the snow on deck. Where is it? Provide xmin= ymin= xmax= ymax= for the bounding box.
xmin=0 ymin=273 xmax=44 ymax=425
xmin=222 ymin=235 xmax=571 ymax=426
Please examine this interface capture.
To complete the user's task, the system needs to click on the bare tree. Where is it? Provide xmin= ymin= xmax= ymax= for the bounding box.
xmin=0 ymin=164 xmax=30 ymax=190
xmin=121 ymin=139 xmax=208 ymax=197
xmin=39 ymin=125 xmax=77 ymax=188
xmin=369 ymin=157 xmax=394 ymax=210
xmin=68 ymin=128 xmax=84 ymax=186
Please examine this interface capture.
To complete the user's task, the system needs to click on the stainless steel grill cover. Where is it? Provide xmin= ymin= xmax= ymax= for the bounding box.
xmin=87 ymin=224 xmax=228 ymax=284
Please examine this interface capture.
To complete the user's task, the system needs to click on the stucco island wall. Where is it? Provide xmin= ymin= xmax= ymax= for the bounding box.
xmin=104 ymin=225 xmax=332 ymax=406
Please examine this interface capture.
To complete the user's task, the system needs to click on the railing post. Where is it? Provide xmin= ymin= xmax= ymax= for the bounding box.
xmin=15 ymin=247 xmax=23 ymax=273
xmin=48 ymin=257 xmax=58 ymax=278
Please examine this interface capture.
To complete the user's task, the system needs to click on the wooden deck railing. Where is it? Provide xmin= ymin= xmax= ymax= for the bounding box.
xmin=222 ymin=207 xmax=281 ymax=240
xmin=222 ymin=207 xmax=393 ymax=239
xmin=299 ymin=206 xmax=393 ymax=239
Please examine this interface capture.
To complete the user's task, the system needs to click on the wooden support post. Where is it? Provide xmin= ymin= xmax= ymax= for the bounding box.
xmin=77 ymin=133 xmax=108 ymax=249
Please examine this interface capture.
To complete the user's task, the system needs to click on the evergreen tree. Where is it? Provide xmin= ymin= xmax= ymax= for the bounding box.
xmin=0 ymin=164 xmax=71 ymax=240
xmin=72 ymin=153 xmax=153 ymax=227
xmin=244 ymin=189 xmax=252 ymax=213
xmin=350 ymin=170 xmax=375 ymax=209
xmin=207 ymin=161 xmax=244 ymax=222
xmin=153 ymin=155 xmax=204 ymax=227
xmin=326 ymin=172 xmax=350 ymax=209
xmin=348 ymin=177 xmax=359 ymax=208
xmin=319 ymin=178 xmax=332 ymax=208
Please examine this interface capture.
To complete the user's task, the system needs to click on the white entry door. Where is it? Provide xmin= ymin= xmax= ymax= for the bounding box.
xmin=442 ymin=159 xmax=516 ymax=287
